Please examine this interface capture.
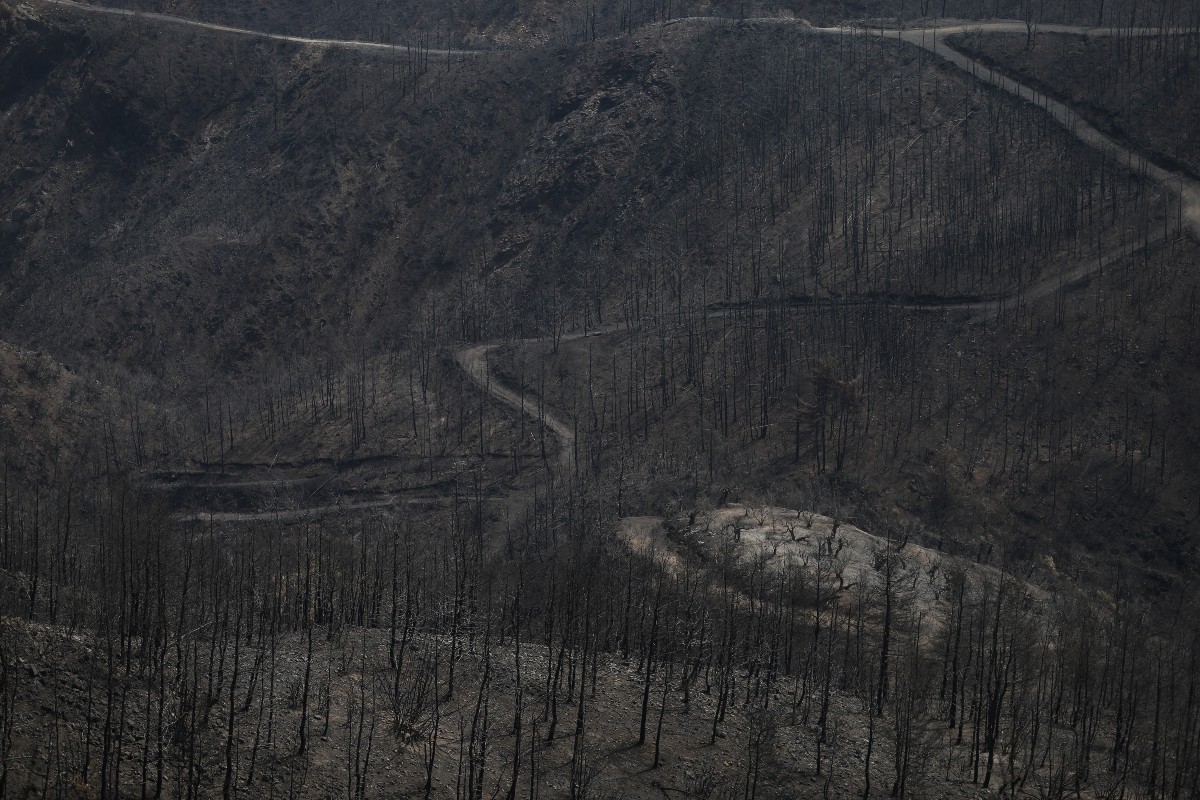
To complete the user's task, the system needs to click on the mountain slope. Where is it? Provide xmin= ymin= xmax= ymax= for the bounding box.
xmin=4 ymin=5 xmax=1167 ymax=384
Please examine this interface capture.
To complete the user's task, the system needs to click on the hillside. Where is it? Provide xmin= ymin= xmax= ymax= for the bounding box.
xmin=0 ymin=341 xmax=103 ymax=476
xmin=1 ymin=2 xmax=1199 ymax=799
xmin=3 ymin=4 xmax=514 ymax=381
xmin=2 ymin=496 xmax=1192 ymax=799
xmin=492 ymin=229 xmax=1200 ymax=592
xmin=4 ymin=5 xmax=1167 ymax=382
xmin=952 ymin=30 xmax=1200 ymax=178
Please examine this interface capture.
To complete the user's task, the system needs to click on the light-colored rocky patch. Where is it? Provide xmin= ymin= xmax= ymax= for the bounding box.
xmin=652 ymin=504 xmax=1050 ymax=623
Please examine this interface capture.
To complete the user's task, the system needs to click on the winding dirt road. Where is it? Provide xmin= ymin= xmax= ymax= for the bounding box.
xmin=174 ymin=494 xmax=452 ymax=525
xmin=36 ymin=0 xmax=480 ymax=57
xmin=892 ymin=25 xmax=1200 ymax=239
xmin=36 ymin=0 xmax=1199 ymax=236
xmin=35 ymin=0 xmax=1194 ymax=512
xmin=455 ymin=232 xmax=1168 ymax=480
xmin=451 ymin=19 xmax=1196 ymax=482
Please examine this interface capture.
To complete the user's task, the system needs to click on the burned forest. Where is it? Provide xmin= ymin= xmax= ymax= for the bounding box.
xmin=2 ymin=0 xmax=1200 ymax=797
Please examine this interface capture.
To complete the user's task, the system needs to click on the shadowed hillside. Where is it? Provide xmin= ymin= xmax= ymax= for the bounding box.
xmin=953 ymin=29 xmax=1200 ymax=178
xmin=1 ymin=3 xmax=1199 ymax=799
xmin=3 ymin=6 xmax=1168 ymax=383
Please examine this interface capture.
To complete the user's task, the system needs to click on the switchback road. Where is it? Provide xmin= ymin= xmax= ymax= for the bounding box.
xmin=34 ymin=0 xmax=1192 ymax=509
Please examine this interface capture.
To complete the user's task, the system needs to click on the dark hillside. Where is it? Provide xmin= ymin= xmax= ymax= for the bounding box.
xmin=0 ymin=341 xmax=115 ymax=478
xmin=2 ymin=8 xmax=533 ymax=381
xmin=3 ymin=6 xmax=1183 ymax=540
xmin=2 ymin=5 xmax=1200 ymax=799
xmin=495 ymin=233 xmax=1200 ymax=590
xmin=952 ymin=30 xmax=1200 ymax=179
xmin=5 ymin=7 xmax=1164 ymax=387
